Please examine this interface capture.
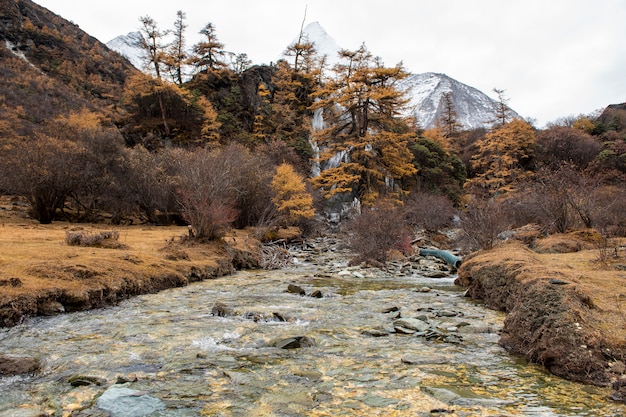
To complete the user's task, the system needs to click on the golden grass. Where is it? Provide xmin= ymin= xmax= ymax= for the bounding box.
xmin=462 ymin=237 xmax=626 ymax=348
xmin=0 ymin=196 xmax=260 ymax=318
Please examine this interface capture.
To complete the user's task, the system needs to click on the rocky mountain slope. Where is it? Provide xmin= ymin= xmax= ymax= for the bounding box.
xmin=0 ymin=0 xmax=137 ymax=135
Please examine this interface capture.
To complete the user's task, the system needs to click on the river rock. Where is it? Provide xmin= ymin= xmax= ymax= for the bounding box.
xmin=393 ymin=317 xmax=430 ymax=333
xmin=361 ymin=328 xmax=390 ymax=337
xmin=287 ymin=284 xmax=306 ymax=295
xmin=309 ymin=290 xmax=323 ymax=298
xmin=436 ymin=310 xmax=459 ymax=317
xmin=0 ymin=354 xmax=40 ymax=375
xmin=271 ymin=336 xmax=316 ymax=349
xmin=401 ymin=355 xmax=449 ymax=365
xmin=68 ymin=374 xmax=107 ymax=387
xmin=96 ymin=384 xmax=166 ymax=416
xmin=211 ymin=302 xmax=232 ymax=317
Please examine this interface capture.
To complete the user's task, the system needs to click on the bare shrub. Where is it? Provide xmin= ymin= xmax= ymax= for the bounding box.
xmin=536 ymin=126 xmax=601 ymax=169
xmin=65 ymin=230 xmax=125 ymax=248
xmin=457 ymin=198 xmax=510 ymax=251
xmin=521 ymin=165 xmax=609 ymax=234
xmin=403 ymin=191 xmax=456 ymax=232
xmin=593 ymin=186 xmax=626 ymax=237
xmin=175 ymin=148 xmax=238 ymax=240
xmin=346 ymin=200 xmax=408 ymax=263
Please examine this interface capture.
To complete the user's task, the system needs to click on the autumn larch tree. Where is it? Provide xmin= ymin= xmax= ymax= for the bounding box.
xmin=310 ymin=44 xmax=416 ymax=205
xmin=138 ymin=15 xmax=168 ymax=80
xmin=438 ymin=91 xmax=463 ymax=139
xmin=165 ymin=10 xmax=188 ymax=86
xmin=491 ymin=88 xmax=514 ymax=128
xmin=271 ymin=163 xmax=316 ymax=226
xmin=122 ymin=73 xmax=220 ymax=148
xmin=189 ymin=22 xmax=227 ymax=73
xmin=467 ymin=118 xmax=536 ymax=196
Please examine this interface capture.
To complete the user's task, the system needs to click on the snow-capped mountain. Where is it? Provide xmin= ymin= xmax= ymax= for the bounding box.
xmin=106 ymin=31 xmax=144 ymax=70
xmin=281 ymin=21 xmax=342 ymax=66
xmin=296 ymin=23 xmax=519 ymax=130
xmin=401 ymin=72 xmax=519 ymax=129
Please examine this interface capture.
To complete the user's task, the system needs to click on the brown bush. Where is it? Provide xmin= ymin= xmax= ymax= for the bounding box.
xmin=175 ymin=143 xmax=275 ymax=239
xmin=536 ymin=126 xmax=601 ymax=169
xmin=403 ymin=191 xmax=456 ymax=232
xmin=457 ymin=198 xmax=511 ymax=251
xmin=346 ymin=200 xmax=408 ymax=263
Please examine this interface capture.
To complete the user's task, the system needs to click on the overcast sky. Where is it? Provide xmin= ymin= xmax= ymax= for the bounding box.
xmin=35 ymin=0 xmax=626 ymax=127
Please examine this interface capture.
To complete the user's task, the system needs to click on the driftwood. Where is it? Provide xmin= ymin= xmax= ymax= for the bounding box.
xmin=260 ymin=245 xmax=291 ymax=270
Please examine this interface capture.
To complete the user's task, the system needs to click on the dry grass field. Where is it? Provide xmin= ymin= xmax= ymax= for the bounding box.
xmin=0 ymin=196 xmax=261 ymax=327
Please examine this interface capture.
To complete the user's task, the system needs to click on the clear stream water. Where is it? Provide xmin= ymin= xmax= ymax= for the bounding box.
xmin=0 ymin=240 xmax=624 ymax=417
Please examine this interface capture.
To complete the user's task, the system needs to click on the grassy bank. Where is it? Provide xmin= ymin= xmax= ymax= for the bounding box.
xmin=0 ymin=202 xmax=262 ymax=328
xmin=456 ymin=235 xmax=626 ymax=400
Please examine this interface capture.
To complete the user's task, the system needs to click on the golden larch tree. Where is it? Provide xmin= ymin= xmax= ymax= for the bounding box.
xmin=310 ymin=45 xmax=416 ymax=205
xmin=271 ymin=163 xmax=315 ymax=225
xmin=468 ymin=118 xmax=536 ymax=195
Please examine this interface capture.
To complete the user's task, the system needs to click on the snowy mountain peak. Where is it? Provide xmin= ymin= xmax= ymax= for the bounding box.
xmin=106 ymin=31 xmax=144 ymax=70
xmin=282 ymin=21 xmax=342 ymax=65
xmin=400 ymin=72 xmax=520 ymax=130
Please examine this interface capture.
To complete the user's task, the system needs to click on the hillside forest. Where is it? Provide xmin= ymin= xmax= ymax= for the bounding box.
xmin=1 ymin=2 xmax=625 ymax=259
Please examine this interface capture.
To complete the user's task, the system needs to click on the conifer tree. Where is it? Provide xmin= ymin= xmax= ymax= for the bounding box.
xmin=491 ymin=88 xmax=514 ymax=128
xmin=138 ymin=15 xmax=168 ymax=80
xmin=468 ymin=118 xmax=536 ymax=195
xmin=189 ymin=23 xmax=226 ymax=72
xmin=271 ymin=163 xmax=315 ymax=225
xmin=438 ymin=91 xmax=462 ymax=139
xmin=165 ymin=10 xmax=188 ymax=86
xmin=311 ymin=45 xmax=416 ymax=205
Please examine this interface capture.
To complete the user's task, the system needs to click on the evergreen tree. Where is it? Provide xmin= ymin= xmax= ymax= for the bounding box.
xmin=311 ymin=45 xmax=416 ymax=205
xmin=189 ymin=23 xmax=226 ymax=72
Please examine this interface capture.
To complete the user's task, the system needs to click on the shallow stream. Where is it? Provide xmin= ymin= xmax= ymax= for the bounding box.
xmin=1 ymin=239 xmax=624 ymax=416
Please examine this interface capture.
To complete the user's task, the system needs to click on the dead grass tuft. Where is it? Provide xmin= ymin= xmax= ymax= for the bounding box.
xmin=65 ymin=230 xmax=128 ymax=249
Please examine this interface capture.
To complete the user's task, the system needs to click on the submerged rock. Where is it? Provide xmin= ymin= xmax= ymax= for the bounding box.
xmin=393 ymin=317 xmax=430 ymax=333
xmin=271 ymin=336 xmax=316 ymax=349
xmin=309 ymin=289 xmax=323 ymax=298
xmin=97 ymin=384 xmax=166 ymax=416
xmin=211 ymin=302 xmax=232 ymax=317
xmin=0 ymin=409 xmax=47 ymax=417
xmin=0 ymin=354 xmax=40 ymax=376
xmin=287 ymin=284 xmax=306 ymax=295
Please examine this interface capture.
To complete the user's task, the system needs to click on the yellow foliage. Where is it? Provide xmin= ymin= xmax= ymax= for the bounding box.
xmin=467 ymin=119 xmax=536 ymax=195
xmin=271 ymin=163 xmax=315 ymax=225
xmin=573 ymin=117 xmax=596 ymax=135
